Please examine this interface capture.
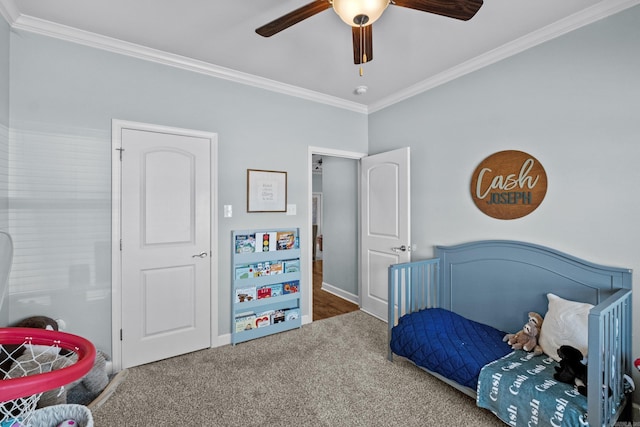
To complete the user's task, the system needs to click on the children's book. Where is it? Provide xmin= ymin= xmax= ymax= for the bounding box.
xmin=235 ymin=313 xmax=256 ymax=332
xmin=255 ymin=310 xmax=274 ymax=328
xmin=276 ymin=231 xmax=296 ymax=250
xmin=269 ymin=283 xmax=283 ymax=297
xmin=283 ymin=259 xmax=300 ymax=273
xmin=235 ymin=265 xmax=254 ymax=279
xmin=253 ymin=262 xmax=265 ymax=277
xmin=235 ymin=234 xmax=255 ymax=253
xmin=235 ymin=287 xmax=256 ymax=303
xmin=285 ymin=308 xmax=300 ymax=321
xmin=272 ymin=309 xmax=285 ymax=324
xmin=255 ymin=232 xmax=277 ymax=252
xmin=282 ymin=280 xmax=299 ymax=294
xmin=256 ymin=262 xmax=275 ymax=276
xmin=262 ymin=261 xmax=271 ymax=276
xmin=269 ymin=262 xmax=283 ymax=275
xmin=257 ymin=285 xmax=272 ymax=299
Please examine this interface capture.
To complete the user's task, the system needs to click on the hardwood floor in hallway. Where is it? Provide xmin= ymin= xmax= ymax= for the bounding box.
xmin=313 ymin=260 xmax=359 ymax=321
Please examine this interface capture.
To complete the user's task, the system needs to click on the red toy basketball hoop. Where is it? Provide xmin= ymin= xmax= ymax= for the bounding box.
xmin=0 ymin=327 xmax=96 ymax=426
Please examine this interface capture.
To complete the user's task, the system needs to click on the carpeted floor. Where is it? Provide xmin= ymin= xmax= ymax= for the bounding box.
xmin=92 ymin=311 xmax=505 ymax=426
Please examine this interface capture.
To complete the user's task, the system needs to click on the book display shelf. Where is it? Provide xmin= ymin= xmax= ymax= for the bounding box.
xmin=231 ymin=228 xmax=301 ymax=344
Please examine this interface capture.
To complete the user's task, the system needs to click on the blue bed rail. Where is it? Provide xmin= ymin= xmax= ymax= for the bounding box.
xmin=587 ymin=288 xmax=632 ymax=427
xmin=387 ymin=258 xmax=439 ymax=361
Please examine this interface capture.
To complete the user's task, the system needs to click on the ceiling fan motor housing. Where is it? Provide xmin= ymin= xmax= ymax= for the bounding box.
xmin=353 ymin=14 xmax=369 ymax=26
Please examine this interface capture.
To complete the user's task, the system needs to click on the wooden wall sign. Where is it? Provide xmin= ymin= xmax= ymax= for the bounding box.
xmin=470 ymin=150 xmax=547 ymax=220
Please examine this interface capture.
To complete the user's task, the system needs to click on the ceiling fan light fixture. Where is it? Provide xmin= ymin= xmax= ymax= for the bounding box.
xmin=332 ymin=0 xmax=390 ymax=26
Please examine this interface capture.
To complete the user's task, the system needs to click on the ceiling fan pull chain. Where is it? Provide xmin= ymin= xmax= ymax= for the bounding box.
xmin=359 ymin=23 xmax=365 ymax=76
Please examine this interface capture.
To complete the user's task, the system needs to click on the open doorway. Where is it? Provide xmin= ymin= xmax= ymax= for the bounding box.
xmin=308 ymin=147 xmax=365 ymax=321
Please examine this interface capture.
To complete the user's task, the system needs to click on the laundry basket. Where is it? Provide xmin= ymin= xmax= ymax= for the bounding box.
xmin=27 ymin=404 xmax=93 ymax=427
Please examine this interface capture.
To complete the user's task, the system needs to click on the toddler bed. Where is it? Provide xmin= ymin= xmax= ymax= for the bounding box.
xmin=387 ymin=240 xmax=632 ymax=427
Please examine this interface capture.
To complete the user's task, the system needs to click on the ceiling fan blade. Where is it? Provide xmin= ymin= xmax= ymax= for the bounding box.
xmin=392 ymin=0 xmax=483 ymax=21
xmin=352 ymin=25 xmax=373 ymax=65
xmin=256 ymin=0 xmax=332 ymax=37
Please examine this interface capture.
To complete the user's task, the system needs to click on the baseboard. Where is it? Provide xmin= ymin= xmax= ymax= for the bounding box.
xmin=633 ymin=402 xmax=639 ymax=421
xmin=217 ymin=333 xmax=231 ymax=347
xmin=88 ymin=368 xmax=128 ymax=411
xmin=321 ymin=282 xmax=359 ymax=305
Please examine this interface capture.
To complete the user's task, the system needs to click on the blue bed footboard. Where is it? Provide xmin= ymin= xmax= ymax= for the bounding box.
xmin=387 ymin=258 xmax=439 ymax=362
xmin=587 ymin=288 xmax=633 ymax=427
xmin=387 ymin=240 xmax=633 ymax=427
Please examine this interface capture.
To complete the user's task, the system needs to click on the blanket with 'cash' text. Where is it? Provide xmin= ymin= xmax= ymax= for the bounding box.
xmin=476 ymin=351 xmax=588 ymax=427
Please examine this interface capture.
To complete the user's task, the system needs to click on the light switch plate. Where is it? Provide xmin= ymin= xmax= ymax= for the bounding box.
xmin=224 ymin=205 xmax=232 ymax=218
xmin=286 ymin=204 xmax=296 ymax=215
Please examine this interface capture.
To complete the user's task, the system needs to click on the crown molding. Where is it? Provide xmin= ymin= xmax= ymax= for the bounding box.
xmin=8 ymin=13 xmax=369 ymax=114
xmin=3 ymin=0 xmax=638 ymax=115
xmin=368 ymin=0 xmax=640 ymax=113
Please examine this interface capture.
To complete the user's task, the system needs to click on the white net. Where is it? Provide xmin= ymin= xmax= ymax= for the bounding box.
xmin=1 ymin=341 xmax=78 ymax=426
xmin=0 ymin=393 xmax=42 ymax=426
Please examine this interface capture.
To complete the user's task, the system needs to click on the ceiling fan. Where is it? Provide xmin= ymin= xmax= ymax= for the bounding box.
xmin=256 ymin=0 xmax=483 ymax=66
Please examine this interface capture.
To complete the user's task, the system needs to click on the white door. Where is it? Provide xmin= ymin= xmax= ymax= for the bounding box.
xmin=118 ymin=125 xmax=213 ymax=369
xmin=360 ymin=148 xmax=410 ymax=320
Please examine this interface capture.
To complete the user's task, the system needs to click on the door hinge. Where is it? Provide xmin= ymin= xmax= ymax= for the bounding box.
xmin=120 ymin=239 xmax=122 ymax=251
xmin=115 ymin=147 xmax=124 ymax=161
xmin=120 ymin=329 xmax=123 ymax=341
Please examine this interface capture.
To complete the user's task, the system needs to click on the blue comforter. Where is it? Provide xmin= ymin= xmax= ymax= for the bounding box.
xmin=390 ymin=308 xmax=512 ymax=389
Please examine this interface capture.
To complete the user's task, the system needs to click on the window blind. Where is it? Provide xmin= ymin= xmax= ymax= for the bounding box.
xmin=8 ymin=127 xmax=111 ymax=301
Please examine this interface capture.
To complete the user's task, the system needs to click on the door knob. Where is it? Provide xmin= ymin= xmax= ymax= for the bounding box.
xmin=192 ymin=251 xmax=208 ymax=258
xmin=391 ymin=245 xmax=410 ymax=253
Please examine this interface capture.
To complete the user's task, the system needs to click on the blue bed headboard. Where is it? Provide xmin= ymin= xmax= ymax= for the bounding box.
xmin=435 ymin=240 xmax=632 ymax=333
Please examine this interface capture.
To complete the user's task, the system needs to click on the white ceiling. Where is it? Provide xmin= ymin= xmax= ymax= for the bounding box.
xmin=1 ymin=0 xmax=637 ymax=112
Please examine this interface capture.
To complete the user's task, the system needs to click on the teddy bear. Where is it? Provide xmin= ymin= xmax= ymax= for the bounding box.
xmin=554 ymin=344 xmax=589 ymax=396
xmin=527 ymin=312 xmax=543 ymax=329
xmin=503 ymin=312 xmax=544 ymax=356
xmin=237 ymin=293 xmax=253 ymax=302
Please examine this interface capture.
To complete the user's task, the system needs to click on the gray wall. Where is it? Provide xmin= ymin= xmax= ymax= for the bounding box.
xmin=6 ymin=29 xmax=368 ymax=353
xmin=322 ymin=157 xmax=358 ymax=297
xmin=369 ymin=5 xmax=640 ymax=397
xmin=312 ymin=171 xmax=322 ymax=193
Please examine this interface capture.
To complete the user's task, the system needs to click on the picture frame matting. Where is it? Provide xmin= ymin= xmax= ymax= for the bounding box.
xmin=247 ymin=169 xmax=287 ymax=212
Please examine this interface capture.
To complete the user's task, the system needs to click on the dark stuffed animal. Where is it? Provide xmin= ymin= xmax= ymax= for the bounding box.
xmin=554 ymin=345 xmax=612 ymax=397
xmin=554 ymin=345 xmax=588 ymax=395
xmin=14 ymin=315 xmax=59 ymax=331
xmin=1 ymin=316 xmax=62 ymax=375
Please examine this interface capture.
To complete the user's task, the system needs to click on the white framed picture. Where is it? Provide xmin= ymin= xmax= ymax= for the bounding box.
xmin=247 ymin=169 xmax=287 ymax=212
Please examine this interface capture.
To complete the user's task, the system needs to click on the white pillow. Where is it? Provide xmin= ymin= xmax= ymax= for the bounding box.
xmin=539 ymin=293 xmax=593 ymax=362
